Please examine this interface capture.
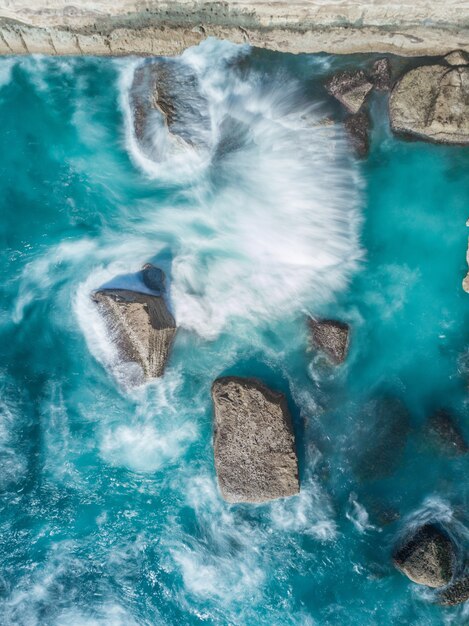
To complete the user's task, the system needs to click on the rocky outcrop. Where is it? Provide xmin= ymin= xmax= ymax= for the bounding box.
xmin=92 ymin=272 xmax=176 ymax=380
xmin=436 ymin=574 xmax=469 ymax=606
xmin=393 ymin=524 xmax=455 ymax=587
xmin=445 ymin=50 xmax=469 ymax=66
xmin=344 ymin=111 xmax=370 ymax=158
xmin=326 ymin=70 xmax=373 ymax=114
xmin=0 ymin=2 xmax=468 ymax=57
xmin=309 ymin=318 xmax=350 ymax=365
xmin=425 ymin=409 xmax=468 ymax=456
xmin=131 ymin=59 xmax=210 ymax=158
xmin=389 ymin=63 xmax=469 ymax=144
xmin=211 ymin=377 xmax=299 ymax=503
xmin=371 ymin=58 xmax=393 ymax=91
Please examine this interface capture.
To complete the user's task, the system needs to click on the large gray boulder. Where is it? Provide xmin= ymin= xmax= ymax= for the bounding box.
xmin=326 ymin=70 xmax=373 ymax=114
xmin=393 ymin=524 xmax=455 ymax=588
xmin=211 ymin=377 xmax=299 ymax=504
xmin=390 ymin=64 xmax=469 ymax=144
xmin=92 ymin=279 xmax=176 ymax=380
xmin=130 ymin=59 xmax=210 ymax=157
xmin=309 ymin=318 xmax=350 ymax=364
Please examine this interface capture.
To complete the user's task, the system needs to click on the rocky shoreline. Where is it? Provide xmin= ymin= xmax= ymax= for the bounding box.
xmin=0 ymin=1 xmax=468 ymax=57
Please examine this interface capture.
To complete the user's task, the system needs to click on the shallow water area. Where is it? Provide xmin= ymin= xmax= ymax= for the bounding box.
xmin=0 ymin=41 xmax=468 ymax=625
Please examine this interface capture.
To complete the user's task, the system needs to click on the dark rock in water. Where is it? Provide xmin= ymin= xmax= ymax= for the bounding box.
xmin=211 ymin=377 xmax=299 ymax=504
xmin=130 ymin=59 xmax=210 ymax=155
xmin=309 ymin=318 xmax=350 ymax=365
xmin=351 ymin=395 xmax=410 ymax=481
xmin=393 ymin=524 xmax=455 ymax=588
xmin=344 ymin=111 xmax=370 ymax=158
xmin=445 ymin=50 xmax=469 ymax=67
xmin=325 ymin=70 xmax=373 ymax=114
xmin=425 ymin=409 xmax=468 ymax=457
xmin=92 ymin=284 xmax=176 ymax=380
xmin=371 ymin=58 xmax=392 ymax=91
xmin=436 ymin=574 xmax=469 ymax=605
xmin=141 ymin=263 xmax=166 ymax=294
xmin=390 ymin=64 xmax=469 ymax=144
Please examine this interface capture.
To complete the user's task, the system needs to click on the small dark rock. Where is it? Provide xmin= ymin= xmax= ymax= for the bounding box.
xmin=425 ymin=409 xmax=468 ymax=457
xmin=371 ymin=58 xmax=392 ymax=90
xmin=142 ymin=263 xmax=166 ymax=294
xmin=436 ymin=574 xmax=469 ymax=605
xmin=344 ymin=111 xmax=370 ymax=157
xmin=309 ymin=318 xmax=349 ymax=364
xmin=393 ymin=524 xmax=455 ymax=588
xmin=325 ymin=70 xmax=373 ymax=114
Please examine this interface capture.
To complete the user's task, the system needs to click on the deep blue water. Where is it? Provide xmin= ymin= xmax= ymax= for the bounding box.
xmin=0 ymin=40 xmax=468 ymax=625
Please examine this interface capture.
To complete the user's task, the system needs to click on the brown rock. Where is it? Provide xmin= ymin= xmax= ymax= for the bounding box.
xmin=325 ymin=70 xmax=373 ymax=114
xmin=92 ymin=285 xmax=176 ymax=380
xmin=371 ymin=57 xmax=392 ymax=90
xmin=445 ymin=50 xmax=469 ymax=67
xmin=211 ymin=377 xmax=299 ymax=504
xmin=344 ymin=111 xmax=370 ymax=158
xmin=309 ymin=318 xmax=350 ymax=364
xmin=436 ymin=575 xmax=469 ymax=605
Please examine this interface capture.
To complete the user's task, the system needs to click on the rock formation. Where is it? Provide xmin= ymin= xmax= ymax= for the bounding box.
xmin=445 ymin=50 xmax=469 ymax=66
xmin=436 ymin=574 xmax=469 ymax=606
xmin=371 ymin=57 xmax=393 ymax=90
xmin=344 ymin=111 xmax=370 ymax=158
xmin=326 ymin=70 xmax=373 ymax=114
xmin=425 ymin=409 xmax=468 ymax=456
xmin=393 ymin=524 xmax=455 ymax=587
xmin=211 ymin=377 xmax=299 ymax=503
xmin=390 ymin=63 xmax=469 ymax=144
xmin=92 ymin=270 xmax=176 ymax=380
xmin=131 ymin=59 xmax=210 ymax=157
xmin=309 ymin=318 xmax=350 ymax=364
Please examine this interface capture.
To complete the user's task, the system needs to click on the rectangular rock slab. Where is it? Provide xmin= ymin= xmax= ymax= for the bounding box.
xmin=211 ymin=376 xmax=300 ymax=504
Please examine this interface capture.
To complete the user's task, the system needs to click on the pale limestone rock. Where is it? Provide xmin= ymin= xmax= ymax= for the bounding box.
xmin=326 ymin=70 xmax=373 ymax=114
xmin=445 ymin=50 xmax=469 ymax=66
xmin=211 ymin=377 xmax=299 ymax=504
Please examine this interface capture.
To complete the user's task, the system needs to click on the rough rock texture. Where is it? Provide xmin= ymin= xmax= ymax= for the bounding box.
xmin=211 ymin=377 xmax=299 ymax=504
xmin=393 ymin=524 xmax=455 ymax=588
xmin=351 ymin=395 xmax=410 ymax=480
xmin=445 ymin=50 xmax=469 ymax=66
xmin=92 ymin=286 xmax=176 ymax=379
xmin=1 ymin=2 xmax=467 ymax=57
xmin=371 ymin=57 xmax=393 ymax=90
xmin=436 ymin=575 xmax=469 ymax=606
xmin=344 ymin=111 xmax=370 ymax=158
xmin=309 ymin=318 xmax=350 ymax=364
xmin=425 ymin=409 xmax=468 ymax=456
xmin=131 ymin=59 xmax=210 ymax=156
xmin=326 ymin=70 xmax=373 ymax=114
xmin=390 ymin=64 xmax=469 ymax=144
xmin=142 ymin=263 xmax=165 ymax=294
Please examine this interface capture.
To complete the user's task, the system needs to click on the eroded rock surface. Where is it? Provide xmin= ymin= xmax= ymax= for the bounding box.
xmin=92 ymin=281 xmax=176 ymax=380
xmin=425 ymin=409 xmax=468 ymax=456
xmin=390 ymin=64 xmax=469 ymax=143
xmin=130 ymin=59 xmax=210 ymax=157
xmin=309 ymin=318 xmax=350 ymax=364
xmin=371 ymin=57 xmax=392 ymax=90
xmin=326 ymin=70 xmax=373 ymax=114
xmin=445 ymin=50 xmax=469 ymax=66
xmin=437 ymin=574 xmax=469 ymax=605
xmin=211 ymin=377 xmax=299 ymax=503
xmin=393 ymin=524 xmax=455 ymax=587
xmin=344 ymin=111 xmax=370 ymax=157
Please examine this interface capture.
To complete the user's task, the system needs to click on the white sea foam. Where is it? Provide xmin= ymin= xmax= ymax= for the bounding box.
xmin=119 ymin=38 xmax=363 ymax=340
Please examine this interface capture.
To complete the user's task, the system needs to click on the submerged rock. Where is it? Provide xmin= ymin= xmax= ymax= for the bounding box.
xmin=92 ymin=280 xmax=176 ymax=380
xmin=141 ymin=263 xmax=165 ymax=294
xmin=390 ymin=64 xmax=469 ymax=144
xmin=344 ymin=111 xmax=370 ymax=158
xmin=436 ymin=574 xmax=469 ymax=605
xmin=393 ymin=524 xmax=455 ymax=588
xmin=351 ymin=395 xmax=410 ymax=481
xmin=211 ymin=377 xmax=299 ymax=504
xmin=130 ymin=59 xmax=210 ymax=155
xmin=425 ymin=409 xmax=468 ymax=456
xmin=325 ymin=70 xmax=373 ymax=114
xmin=371 ymin=57 xmax=392 ymax=91
xmin=309 ymin=318 xmax=350 ymax=364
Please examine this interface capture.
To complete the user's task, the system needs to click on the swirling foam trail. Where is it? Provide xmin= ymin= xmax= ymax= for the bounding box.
xmin=121 ymin=38 xmax=363 ymax=339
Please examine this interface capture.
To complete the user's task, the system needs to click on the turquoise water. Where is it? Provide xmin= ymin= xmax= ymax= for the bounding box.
xmin=0 ymin=41 xmax=468 ymax=625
